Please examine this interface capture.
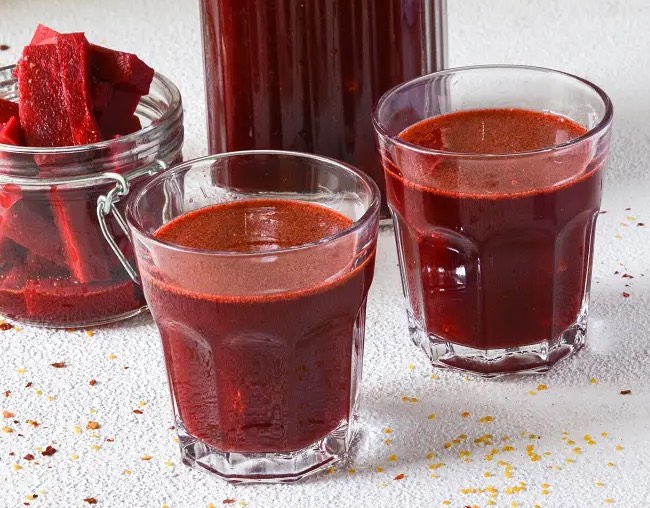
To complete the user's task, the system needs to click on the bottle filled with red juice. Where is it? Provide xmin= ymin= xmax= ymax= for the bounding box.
xmin=200 ymin=0 xmax=447 ymax=217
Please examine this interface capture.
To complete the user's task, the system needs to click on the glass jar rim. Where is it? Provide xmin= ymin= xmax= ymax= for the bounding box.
xmin=372 ymin=64 xmax=614 ymax=159
xmin=0 ymin=64 xmax=182 ymax=156
xmin=126 ymin=150 xmax=381 ymax=258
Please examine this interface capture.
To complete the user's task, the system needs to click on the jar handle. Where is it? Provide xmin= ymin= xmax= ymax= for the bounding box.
xmin=96 ymin=159 xmax=169 ymax=285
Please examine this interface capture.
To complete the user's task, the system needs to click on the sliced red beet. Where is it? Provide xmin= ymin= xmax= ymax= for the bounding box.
xmin=29 ymin=24 xmax=59 ymax=45
xmin=0 ymin=117 xmax=25 ymax=146
xmin=91 ymin=80 xmax=114 ymax=114
xmin=1 ymin=199 xmax=68 ymax=269
xmin=25 ymin=278 xmax=139 ymax=324
xmin=49 ymin=189 xmax=112 ymax=283
xmin=25 ymin=251 xmax=70 ymax=279
xmin=17 ymin=44 xmax=74 ymax=147
xmin=98 ymin=89 xmax=142 ymax=138
xmin=55 ymin=33 xmax=102 ymax=145
xmin=0 ymin=98 xmax=19 ymax=124
xmin=30 ymin=25 xmax=154 ymax=95
xmin=0 ymin=239 xmax=26 ymax=274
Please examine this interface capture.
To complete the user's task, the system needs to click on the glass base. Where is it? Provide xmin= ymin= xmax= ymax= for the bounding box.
xmin=176 ymin=418 xmax=357 ymax=484
xmin=10 ymin=305 xmax=149 ymax=329
xmin=408 ymin=309 xmax=588 ymax=378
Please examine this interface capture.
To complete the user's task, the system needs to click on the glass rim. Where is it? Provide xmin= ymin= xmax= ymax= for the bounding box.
xmin=372 ymin=64 xmax=614 ymax=159
xmin=0 ymin=65 xmax=182 ymax=154
xmin=126 ymin=150 xmax=381 ymax=258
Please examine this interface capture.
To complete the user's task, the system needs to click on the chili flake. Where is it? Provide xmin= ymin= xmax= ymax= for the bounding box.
xmin=26 ymin=420 xmax=38 ymax=428
xmin=393 ymin=473 xmax=405 ymax=480
xmin=50 ymin=362 xmax=66 ymax=368
xmin=23 ymin=454 xmax=34 ymax=461
xmin=89 ymin=380 xmax=97 ymax=386
xmin=141 ymin=455 xmax=152 ymax=461
xmin=86 ymin=421 xmax=100 ymax=430
xmin=620 ymin=389 xmax=632 ymax=395
xmin=223 ymin=500 xmax=236 ymax=505
xmin=2 ymin=410 xmax=14 ymax=418
xmin=0 ymin=322 xmax=14 ymax=331
xmin=2 ymin=426 xmax=13 ymax=433
xmin=0 ymin=45 xmax=9 ymax=51
xmin=41 ymin=446 xmax=57 ymax=456
xmin=84 ymin=498 xmax=97 ymax=505
xmin=622 ymin=292 xmax=630 ymax=298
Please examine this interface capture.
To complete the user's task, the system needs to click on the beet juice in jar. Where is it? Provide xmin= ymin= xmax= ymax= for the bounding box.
xmin=200 ymin=0 xmax=447 ymax=217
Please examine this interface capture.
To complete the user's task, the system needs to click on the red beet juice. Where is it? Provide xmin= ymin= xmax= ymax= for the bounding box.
xmin=142 ymin=199 xmax=375 ymax=453
xmin=385 ymin=108 xmax=605 ymax=352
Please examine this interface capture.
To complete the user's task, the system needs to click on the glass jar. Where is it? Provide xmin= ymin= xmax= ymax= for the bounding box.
xmin=200 ymin=0 xmax=447 ymax=217
xmin=0 ymin=65 xmax=184 ymax=327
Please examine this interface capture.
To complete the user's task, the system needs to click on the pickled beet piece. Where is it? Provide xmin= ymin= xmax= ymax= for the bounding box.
xmin=25 ymin=251 xmax=70 ymax=279
xmin=31 ymin=26 xmax=153 ymax=95
xmin=0 ymin=117 xmax=25 ymax=146
xmin=29 ymin=24 xmax=59 ymax=45
xmin=0 ymin=267 xmax=27 ymax=318
xmin=55 ymin=33 xmax=102 ymax=145
xmin=1 ymin=199 xmax=68 ymax=269
xmin=98 ymin=89 xmax=142 ymax=138
xmin=0 ymin=98 xmax=19 ymax=124
xmin=17 ymin=44 xmax=74 ymax=147
xmin=49 ymin=189 xmax=112 ymax=283
xmin=91 ymin=80 xmax=114 ymax=114
xmin=25 ymin=278 xmax=139 ymax=324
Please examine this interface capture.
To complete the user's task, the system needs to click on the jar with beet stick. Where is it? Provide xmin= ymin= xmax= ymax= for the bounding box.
xmin=0 ymin=64 xmax=184 ymax=327
xmin=200 ymin=0 xmax=447 ymax=218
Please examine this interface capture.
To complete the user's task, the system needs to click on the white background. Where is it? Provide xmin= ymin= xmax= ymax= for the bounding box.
xmin=1 ymin=1 xmax=649 ymax=507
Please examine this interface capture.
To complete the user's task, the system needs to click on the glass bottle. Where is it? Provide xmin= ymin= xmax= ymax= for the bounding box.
xmin=200 ymin=0 xmax=447 ymax=216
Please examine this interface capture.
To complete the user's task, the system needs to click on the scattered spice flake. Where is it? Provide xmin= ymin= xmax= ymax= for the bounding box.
xmin=596 ymin=481 xmax=605 ymax=487
xmin=638 ymin=222 xmax=645 ymax=227
xmin=407 ymin=363 xmax=415 ymax=370
xmin=384 ymin=438 xmax=392 ymax=445
xmin=0 ymin=322 xmax=14 ymax=331
xmin=528 ymin=390 xmax=537 ymax=396
xmin=84 ymin=498 xmax=97 ymax=505
xmin=620 ymin=389 xmax=632 ymax=395
xmin=479 ymin=415 xmax=494 ymax=423
xmin=141 ymin=455 xmax=153 ymax=461
xmin=2 ymin=410 xmax=14 ymax=418
xmin=25 ymin=383 xmax=32 ymax=388
xmin=625 ymin=207 xmax=631 ymax=211
xmin=427 ymin=413 xmax=437 ymax=420
xmin=133 ymin=409 xmax=143 ymax=415
xmin=86 ymin=421 xmax=100 ymax=430
xmin=383 ymin=427 xmax=392 ymax=434
xmin=71 ymin=454 xmax=79 ymax=461
xmin=2 ymin=426 xmax=13 ymax=433
xmin=431 ymin=374 xmax=439 ymax=380
xmin=388 ymin=454 xmax=398 ymax=462
xmin=601 ymin=432 xmax=608 ymax=437
xmin=107 ymin=354 xmax=117 ymax=360
xmin=326 ymin=467 xmax=335 ymax=475
xmin=89 ymin=379 xmax=97 ymax=386
xmin=622 ymin=292 xmax=630 ymax=298
xmin=24 ymin=454 xmax=34 ymax=461
xmin=393 ymin=473 xmax=405 ymax=481
xmin=26 ymin=420 xmax=39 ymax=428
xmin=123 ymin=469 xmax=132 ymax=475
xmin=0 ymin=44 xmax=9 ymax=51
xmin=537 ymin=384 xmax=548 ymax=391
xmin=604 ymin=500 xmax=614 ymax=505
xmin=622 ymin=273 xmax=634 ymax=279
xmin=347 ymin=467 xmax=356 ymax=474
xmin=223 ymin=500 xmax=236 ymax=505
xmin=590 ymin=378 xmax=598 ymax=384
xmin=15 ymin=368 xmax=26 ymax=375
xmin=41 ymin=446 xmax=57 ymax=456
xmin=13 ymin=464 xmax=21 ymax=470
xmin=376 ymin=466 xmax=384 ymax=473
xmin=50 ymin=362 xmax=66 ymax=368
xmin=461 ymin=411 xmax=470 ymax=418
xmin=85 ymin=330 xmax=95 ymax=337
xmin=615 ymin=445 xmax=624 ymax=451
xmin=73 ymin=426 xmax=81 ymax=435
xmin=4 ymin=391 xmax=10 ymax=398
xmin=91 ymin=444 xmax=101 ymax=452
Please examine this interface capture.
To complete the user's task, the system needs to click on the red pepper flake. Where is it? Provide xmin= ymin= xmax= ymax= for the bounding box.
xmin=620 ymin=389 xmax=632 ymax=395
xmin=133 ymin=409 xmax=143 ymax=415
xmin=50 ymin=362 xmax=66 ymax=368
xmin=86 ymin=421 xmax=100 ymax=430
xmin=26 ymin=420 xmax=39 ymax=428
xmin=623 ymin=292 xmax=630 ymax=298
xmin=84 ymin=498 xmax=97 ymax=505
xmin=0 ymin=322 xmax=14 ymax=331
xmin=41 ymin=446 xmax=57 ymax=456
xmin=223 ymin=500 xmax=236 ymax=505
xmin=394 ymin=473 xmax=406 ymax=481
xmin=622 ymin=273 xmax=634 ymax=279
xmin=638 ymin=223 xmax=645 ymax=227
xmin=0 ymin=44 xmax=9 ymax=51
xmin=625 ymin=207 xmax=631 ymax=211
xmin=2 ymin=410 xmax=13 ymax=418
xmin=25 ymin=382 xmax=32 ymax=388
xmin=89 ymin=379 xmax=97 ymax=386
xmin=3 ymin=391 xmax=9 ymax=398
xmin=105 ymin=438 xmax=114 ymax=442
xmin=24 ymin=453 xmax=34 ymax=461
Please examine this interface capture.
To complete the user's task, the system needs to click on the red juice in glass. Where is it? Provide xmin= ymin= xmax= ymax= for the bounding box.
xmin=374 ymin=66 xmax=613 ymax=376
xmin=128 ymin=152 xmax=379 ymax=483
xmin=199 ymin=0 xmax=447 ymax=216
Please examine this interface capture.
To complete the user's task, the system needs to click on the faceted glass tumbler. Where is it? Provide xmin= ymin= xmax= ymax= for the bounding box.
xmin=373 ymin=65 xmax=613 ymax=376
xmin=126 ymin=151 xmax=379 ymax=482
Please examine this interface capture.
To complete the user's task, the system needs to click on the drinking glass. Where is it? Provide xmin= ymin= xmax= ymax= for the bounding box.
xmin=126 ymin=151 xmax=379 ymax=482
xmin=373 ymin=65 xmax=613 ymax=376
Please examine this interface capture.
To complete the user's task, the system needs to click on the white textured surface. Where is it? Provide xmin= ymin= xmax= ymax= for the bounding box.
xmin=0 ymin=1 xmax=649 ymax=507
